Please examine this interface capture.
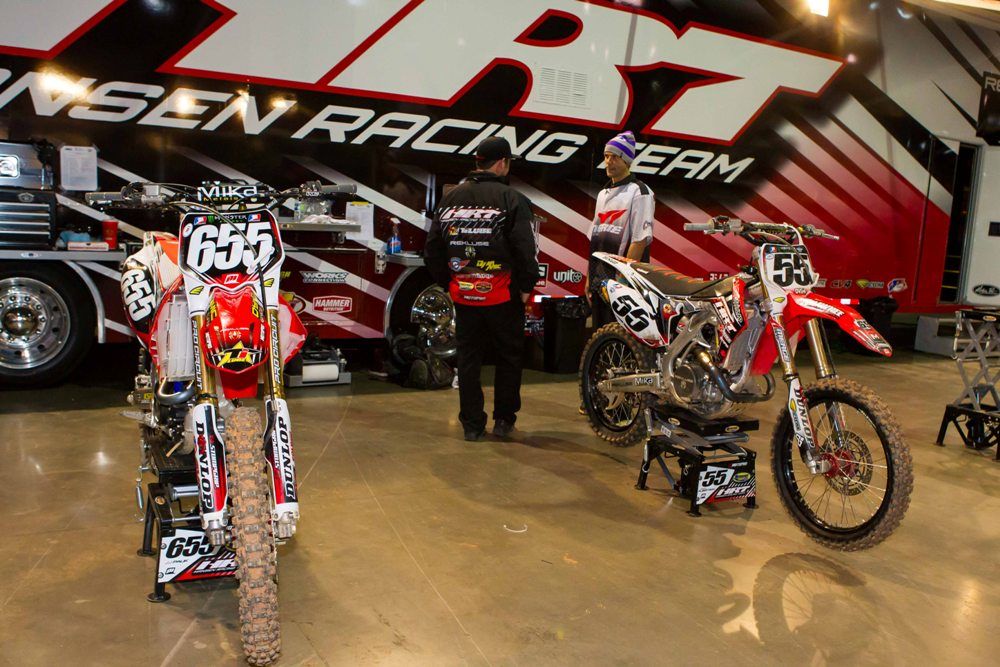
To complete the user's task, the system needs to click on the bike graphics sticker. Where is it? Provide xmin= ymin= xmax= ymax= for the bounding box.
xmin=157 ymin=529 xmax=237 ymax=583
xmin=607 ymin=280 xmax=663 ymax=347
xmin=697 ymin=465 xmax=756 ymax=504
xmin=178 ymin=209 xmax=283 ymax=289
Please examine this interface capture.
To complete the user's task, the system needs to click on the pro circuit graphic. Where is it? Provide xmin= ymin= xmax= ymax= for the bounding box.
xmin=0 ymin=0 xmax=987 ymax=355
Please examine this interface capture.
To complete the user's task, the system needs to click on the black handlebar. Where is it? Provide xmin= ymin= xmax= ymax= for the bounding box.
xmin=85 ymin=190 xmax=126 ymax=204
xmin=684 ymin=216 xmax=838 ymax=241
xmin=85 ymin=180 xmax=357 ymax=209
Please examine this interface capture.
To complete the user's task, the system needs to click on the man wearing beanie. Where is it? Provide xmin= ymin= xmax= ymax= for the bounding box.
xmin=586 ymin=130 xmax=655 ymax=328
xmin=425 ymin=136 xmax=539 ymax=442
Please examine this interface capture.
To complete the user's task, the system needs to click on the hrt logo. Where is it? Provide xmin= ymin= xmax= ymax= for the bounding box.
xmin=1 ymin=1 xmax=843 ymax=145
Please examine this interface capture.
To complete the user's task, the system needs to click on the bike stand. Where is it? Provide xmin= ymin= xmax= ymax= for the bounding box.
xmin=138 ymin=443 xmax=237 ymax=603
xmin=636 ymin=407 xmax=759 ymax=516
xmin=936 ymin=309 xmax=1000 ymax=460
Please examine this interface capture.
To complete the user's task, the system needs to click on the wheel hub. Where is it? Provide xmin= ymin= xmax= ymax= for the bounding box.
xmin=0 ymin=277 xmax=68 ymax=370
xmin=2 ymin=306 xmax=39 ymax=337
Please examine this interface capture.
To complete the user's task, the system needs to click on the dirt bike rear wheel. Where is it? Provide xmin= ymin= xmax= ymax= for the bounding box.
xmin=579 ymin=323 xmax=658 ymax=447
xmin=770 ymin=378 xmax=913 ymax=551
xmin=226 ymin=407 xmax=281 ymax=665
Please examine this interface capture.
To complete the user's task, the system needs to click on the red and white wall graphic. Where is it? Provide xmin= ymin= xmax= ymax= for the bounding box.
xmin=0 ymin=0 xmax=990 ymax=345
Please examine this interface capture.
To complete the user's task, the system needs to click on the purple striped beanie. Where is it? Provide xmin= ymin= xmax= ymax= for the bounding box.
xmin=604 ymin=131 xmax=636 ymax=165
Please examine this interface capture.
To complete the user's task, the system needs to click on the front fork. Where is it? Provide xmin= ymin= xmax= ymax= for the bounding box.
xmin=190 ymin=314 xmax=229 ymax=546
xmin=263 ymin=307 xmax=300 ymax=539
xmin=773 ymin=316 xmax=839 ymax=474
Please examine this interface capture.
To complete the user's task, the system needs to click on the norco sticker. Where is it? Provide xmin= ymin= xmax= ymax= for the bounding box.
xmin=312 ymin=296 xmax=353 ymax=314
xmin=300 ymin=271 xmax=349 ymax=284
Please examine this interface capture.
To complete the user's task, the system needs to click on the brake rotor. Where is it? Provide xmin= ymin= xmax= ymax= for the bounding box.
xmin=820 ymin=430 xmax=874 ymax=496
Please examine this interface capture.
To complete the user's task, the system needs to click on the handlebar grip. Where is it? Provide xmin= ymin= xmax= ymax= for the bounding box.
xmin=319 ymin=184 xmax=357 ymax=195
xmin=683 ymin=222 xmax=715 ymax=232
xmin=85 ymin=191 xmax=125 ymax=204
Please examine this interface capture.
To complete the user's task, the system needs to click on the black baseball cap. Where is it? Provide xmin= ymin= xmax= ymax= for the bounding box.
xmin=475 ymin=136 xmax=520 ymax=161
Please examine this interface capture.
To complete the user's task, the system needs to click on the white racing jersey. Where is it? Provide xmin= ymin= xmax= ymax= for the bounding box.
xmin=587 ymin=174 xmax=655 ymax=287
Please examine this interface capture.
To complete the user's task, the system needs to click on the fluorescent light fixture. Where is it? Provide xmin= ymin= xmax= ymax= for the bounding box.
xmin=808 ymin=0 xmax=830 ymax=16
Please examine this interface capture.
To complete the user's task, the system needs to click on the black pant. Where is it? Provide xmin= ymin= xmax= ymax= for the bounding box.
xmin=590 ymin=295 xmax=615 ymax=330
xmin=455 ymin=299 xmax=525 ymax=431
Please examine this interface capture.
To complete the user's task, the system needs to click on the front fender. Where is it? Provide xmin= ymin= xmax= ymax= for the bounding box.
xmin=786 ymin=292 xmax=892 ymax=357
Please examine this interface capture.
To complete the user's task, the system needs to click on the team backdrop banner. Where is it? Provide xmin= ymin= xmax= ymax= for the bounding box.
xmin=0 ymin=0 xmax=988 ymax=313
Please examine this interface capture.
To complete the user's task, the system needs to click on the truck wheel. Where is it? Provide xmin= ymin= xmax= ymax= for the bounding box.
xmin=0 ymin=263 xmax=95 ymax=385
xmin=389 ymin=271 xmax=456 ymax=358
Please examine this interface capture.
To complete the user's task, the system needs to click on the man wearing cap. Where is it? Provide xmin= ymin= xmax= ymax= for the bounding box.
xmin=587 ymin=130 xmax=655 ymax=328
xmin=425 ymin=137 xmax=539 ymax=441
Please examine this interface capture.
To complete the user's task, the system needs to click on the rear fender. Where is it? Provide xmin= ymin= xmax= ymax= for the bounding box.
xmin=606 ymin=280 xmax=664 ymax=347
xmin=786 ymin=292 xmax=892 ymax=357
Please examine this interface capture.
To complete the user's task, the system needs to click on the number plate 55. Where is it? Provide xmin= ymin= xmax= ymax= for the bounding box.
xmin=761 ymin=244 xmax=816 ymax=294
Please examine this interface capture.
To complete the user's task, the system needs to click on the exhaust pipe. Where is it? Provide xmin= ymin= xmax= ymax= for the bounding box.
xmin=694 ymin=349 xmax=772 ymax=403
xmin=156 ymin=380 xmax=196 ymax=405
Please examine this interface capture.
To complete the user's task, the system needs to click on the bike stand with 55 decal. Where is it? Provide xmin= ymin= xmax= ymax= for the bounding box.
xmin=135 ymin=422 xmax=238 ymax=603
xmin=635 ymin=405 xmax=758 ymax=516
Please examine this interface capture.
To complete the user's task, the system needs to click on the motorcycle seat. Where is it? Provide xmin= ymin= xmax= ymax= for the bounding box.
xmin=632 ymin=263 xmax=734 ymax=299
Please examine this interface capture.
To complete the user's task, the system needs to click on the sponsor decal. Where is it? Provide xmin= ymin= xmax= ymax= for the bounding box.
xmin=973 ymin=284 xmax=1000 ymax=297
xmin=274 ymin=412 xmax=296 ymax=501
xmin=855 ymin=279 xmax=885 ymax=290
xmin=312 ymin=295 xmax=353 ymax=314
xmin=633 ymin=376 xmax=655 ymax=385
xmin=476 ymin=260 xmax=502 ymax=271
xmin=795 ymin=296 xmax=843 ymax=318
xmin=196 ymin=182 xmax=260 ymax=203
xmin=888 ymin=278 xmax=908 ymax=293
xmin=474 ymin=281 xmax=493 ymax=293
xmin=300 ymin=271 xmax=348 ymax=284
xmin=553 ymin=269 xmax=584 ymax=284
xmin=815 ymin=277 xmax=827 ymax=288
xmin=458 ymin=281 xmax=475 ymax=291
xmin=829 ymin=279 xmax=852 ymax=289
xmin=448 ymin=257 xmax=469 ymax=272
xmin=440 ymin=206 xmax=502 ymax=221
xmin=536 ymin=263 xmax=549 ymax=287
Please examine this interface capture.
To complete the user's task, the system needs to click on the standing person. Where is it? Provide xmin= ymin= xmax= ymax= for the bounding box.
xmin=586 ymin=130 xmax=655 ymax=328
xmin=425 ymin=137 xmax=539 ymax=441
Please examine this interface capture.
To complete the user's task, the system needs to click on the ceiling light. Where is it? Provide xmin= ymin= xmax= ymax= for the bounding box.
xmin=808 ymin=0 xmax=830 ymax=16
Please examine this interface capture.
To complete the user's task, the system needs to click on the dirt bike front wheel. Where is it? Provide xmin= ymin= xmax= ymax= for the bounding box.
xmin=770 ymin=378 xmax=913 ymax=551
xmin=226 ymin=407 xmax=281 ymax=665
xmin=579 ymin=323 xmax=658 ymax=447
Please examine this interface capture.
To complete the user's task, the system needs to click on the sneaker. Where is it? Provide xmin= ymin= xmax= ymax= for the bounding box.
xmin=492 ymin=419 xmax=515 ymax=439
xmin=464 ymin=427 xmax=485 ymax=442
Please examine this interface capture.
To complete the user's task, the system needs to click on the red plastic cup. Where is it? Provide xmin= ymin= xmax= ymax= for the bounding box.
xmin=102 ymin=219 xmax=119 ymax=250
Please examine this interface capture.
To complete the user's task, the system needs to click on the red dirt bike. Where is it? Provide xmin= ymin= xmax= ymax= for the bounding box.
xmin=579 ymin=216 xmax=913 ymax=550
xmin=87 ymin=180 xmax=354 ymax=665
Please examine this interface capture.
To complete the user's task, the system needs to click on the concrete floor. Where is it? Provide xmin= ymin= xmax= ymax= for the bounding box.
xmin=1 ymin=347 xmax=998 ymax=666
